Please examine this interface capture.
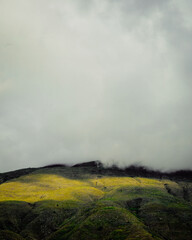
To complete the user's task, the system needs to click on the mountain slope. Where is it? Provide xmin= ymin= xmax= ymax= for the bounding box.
xmin=0 ymin=162 xmax=191 ymax=240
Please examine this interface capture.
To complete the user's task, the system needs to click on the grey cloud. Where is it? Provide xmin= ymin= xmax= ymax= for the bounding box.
xmin=0 ymin=0 xmax=192 ymax=172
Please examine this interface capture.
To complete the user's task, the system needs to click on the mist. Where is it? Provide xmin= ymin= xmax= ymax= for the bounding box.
xmin=0 ymin=0 xmax=192 ymax=172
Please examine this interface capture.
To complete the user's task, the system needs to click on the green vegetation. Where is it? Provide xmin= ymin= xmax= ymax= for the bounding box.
xmin=0 ymin=166 xmax=191 ymax=239
xmin=0 ymin=230 xmax=25 ymax=240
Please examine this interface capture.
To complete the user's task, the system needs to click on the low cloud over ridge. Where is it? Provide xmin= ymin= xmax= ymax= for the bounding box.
xmin=0 ymin=0 xmax=192 ymax=172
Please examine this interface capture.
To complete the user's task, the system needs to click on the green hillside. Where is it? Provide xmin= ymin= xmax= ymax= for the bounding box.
xmin=0 ymin=163 xmax=192 ymax=240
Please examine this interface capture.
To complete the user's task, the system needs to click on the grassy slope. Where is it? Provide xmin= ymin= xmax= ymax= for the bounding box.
xmin=0 ymin=167 xmax=192 ymax=240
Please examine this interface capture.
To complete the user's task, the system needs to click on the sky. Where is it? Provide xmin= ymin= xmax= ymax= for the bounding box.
xmin=0 ymin=0 xmax=192 ymax=172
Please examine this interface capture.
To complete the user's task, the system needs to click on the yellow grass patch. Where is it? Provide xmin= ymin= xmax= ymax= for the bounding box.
xmin=89 ymin=177 xmax=139 ymax=191
xmin=0 ymin=173 xmax=176 ymax=203
xmin=0 ymin=174 xmax=104 ymax=203
xmin=135 ymin=177 xmax=165 ymax=188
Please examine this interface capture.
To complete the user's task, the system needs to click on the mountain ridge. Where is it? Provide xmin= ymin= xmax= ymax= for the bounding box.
xmin=0 ymin=161 xmax=192 ymax=239
xmin=1 ymin=160 xmax=192 ymax=185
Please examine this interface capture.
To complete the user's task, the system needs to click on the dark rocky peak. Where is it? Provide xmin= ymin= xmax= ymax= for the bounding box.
xmin=72 ymin=160 xmax=103 ymax=168
xmin=42 ymin=164 xmax=67 ymax=168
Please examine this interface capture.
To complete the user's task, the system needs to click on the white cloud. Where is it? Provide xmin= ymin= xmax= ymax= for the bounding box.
xmin=0 ymin=0 xmax=192 ymax=172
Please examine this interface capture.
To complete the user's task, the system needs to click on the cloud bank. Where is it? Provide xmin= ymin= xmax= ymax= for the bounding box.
xmin=0 ymin=0 xmax=192 ymax=172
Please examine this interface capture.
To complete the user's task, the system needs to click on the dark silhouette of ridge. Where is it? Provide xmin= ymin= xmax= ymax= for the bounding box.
xmin=105 ymin=163 xmax=192 ymax=180
xmin=0 ymin=161 xmax=192 ymax=185
xmin=0 ymin=167 xmax=37 ymax=184
xmin=72 ymin=160 xmax=103 ymax=168
xmin=42 ymin=163 xmax=67 ymax=168
xmin=71 ymin=161 xmax=192 ymax=180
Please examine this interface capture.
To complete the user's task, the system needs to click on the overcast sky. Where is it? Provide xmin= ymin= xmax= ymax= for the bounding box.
xmin=0 ymin=0 xmax=192 ymax=172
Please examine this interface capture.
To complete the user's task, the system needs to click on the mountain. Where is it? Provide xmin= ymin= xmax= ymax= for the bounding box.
xmin=0 ymin=161 xmax=192 ymax=240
